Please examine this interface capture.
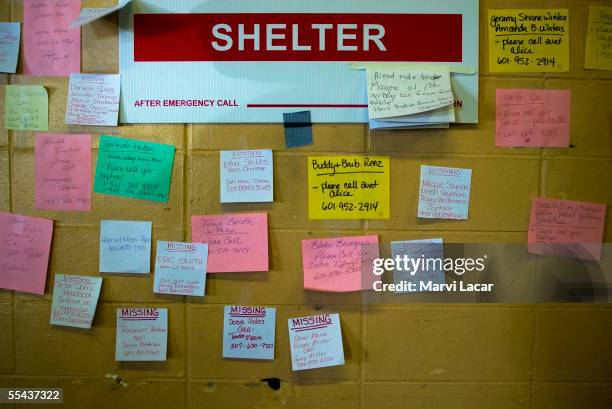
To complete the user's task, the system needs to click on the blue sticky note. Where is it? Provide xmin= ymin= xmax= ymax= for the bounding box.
xmin=99 ymin=220 xmax=152 ymax=273
xmin=418 ymin=165 xmax=472 ymax=220
xmin=223 ymin=306 xmax=276 ymax=360
xmin=283 ymin=111 xmax=312 ymax=148
xmin=220 ymin=149 xmax=273 ymax=203
xmin=391 ymin=239 xmax=445 ymax=293
xmin=0 ymin=23 xmax=20 ymax=73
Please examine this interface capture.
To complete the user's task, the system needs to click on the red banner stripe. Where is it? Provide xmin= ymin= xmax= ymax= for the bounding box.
xmin=134 ymin=13 xmax=462 ymax=62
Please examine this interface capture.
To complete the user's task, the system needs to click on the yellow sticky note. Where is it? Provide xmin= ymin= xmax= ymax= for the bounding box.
xmin=5 ymin=85 xmax=48 ymax=130
xmin=488 ymin=9 xmax=569 ymax=72
xmin=585 ymin=6 xmax=612 ymax=71
xmin=308 ymin=156 xmax=390 ymax=219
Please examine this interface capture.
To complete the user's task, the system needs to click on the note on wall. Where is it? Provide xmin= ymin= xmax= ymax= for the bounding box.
xmin=488 ymin=9 xmax=569 ymax=72
xmin=50 ymin=274 xmax=102 ymax=329
xmin=220 ymin=149 xmax=273 ymax=203
xmin=23 ymin=0 xmax=80 ymax=76
xmin=585 ymin=6 xmax=612 ymax=71
xmin=0 ymin=22 xmax=20 ymax=73
xmin=65 ymin=74 xmax=121 ymax=126
xmin=308 ymin=156 xmax=390 ymax=219
xmin=283 ymin=111 xmax=313 ymax=148
xmin=367 ymin=70 xmax=454 ymax=119
xmin=115 ymin=307 xmax=167 ymax=361
xmin=70 ymin=0 xmax=131 ymax=28
xmin=302 ymin=235 xmax=379 ymax=292
xmin=5 ymin=85 xmax=48 ymax=131
xmin=191 ymin=213 xmax=268 ymax=273
xmin=391 ymin=239 xmax=445 ymax=293
xmin=418 ymin=165 xmax=472 ymax=220
xmin=288 ymin=313 xmax=345 ymax=371
xmin=528 ymin=198 xmax=607 ymax=261
xmin=94 ymin=135 xmax=176 ymax=203
xmin=223 ymin=305 xmax=276 ymax=360
xmin=35 ymin=133 xmax=91 ymax=211
xmin=153 ymin=241 xmax=208 ymax=296
xmin=0 ymin=212 xmax=53 ymax=295
xmin=495 ymin=89 xmax=570 ymax=148
xmin=99 ymin=220 xmax=152 ymax=273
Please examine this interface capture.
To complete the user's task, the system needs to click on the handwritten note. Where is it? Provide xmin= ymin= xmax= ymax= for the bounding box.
xmin=23 ymin=0 xmax=80 ymax=76
xmin=191 ymin=213 xmax=268 ymax=273
xmin=489 ymin=9 xmax=569 ymax=72
xmin=367 ymin=69 xmax=454 ymax=119
xmin=70 ymin=0 xmax=131 ymax=28
xmin=220 ymin=149 xmax=273 ymax=203
xmin=391 ymin=239 xmax=445 ymax=293
xmin=65 ymin=74 xmax=120 ymax=126
xmin=99 ymin=220 xmax=152 ymax=274
xmin=288 ymin=313 xmax=345 ymax=371
xmin=153 ymin=241 xmax=208 ymax=296
xmin=50 ymin=274 xmax=102 ymax=329
xmin=5 ymin=85 xmax=48 ymax=131
xmin=418 ymin=165 xmax=472 ymax=220
xmin=35 ymin=133 xmax=91 ymax=211
xmin=585 ymin=6 xmax=612 ymax=71
xmin=115 ymin=307 xmax=167 ymax=361
xmin=528 ymin=198 xmax=607 ymax=261
xmin=302 ymin=235 xmax=379 ymax=292
xmin=0 ymin=212 xmax=53 ymax=295
xmin=223 ymin=305 xmax=276 ymax=360
xmin=0 ymin=22 xmax=20 ymax=73
xmin=495 ymin=89 xmax=570 ymax=147
xmin=94 ymin=135 xmax=176 ymax=203
xmin=308 ymin=156 xmax=390 ymax=219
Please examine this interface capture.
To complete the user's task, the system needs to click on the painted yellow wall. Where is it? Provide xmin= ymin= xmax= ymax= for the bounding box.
xmin=0 ymin=0 xmax=611 ymax=408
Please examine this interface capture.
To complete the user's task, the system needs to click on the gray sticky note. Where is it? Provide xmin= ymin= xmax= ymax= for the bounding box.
xmin=283 ymin=111 xmax=313 ymax=148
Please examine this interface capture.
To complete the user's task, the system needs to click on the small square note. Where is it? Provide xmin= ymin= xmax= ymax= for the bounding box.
xmin=50 ymin=274 xmax=102 ymax=329
xmin=153 ymin=241 xmax=208 ymax=296
xmin=191 ymin=213 xmax=269 ymax=273
xmin=115 ymin=307 xmax=168 ymax=361
xmin=99 ymin=220 xmax=152 ymax=273
xmin=418 ymin=165 xmax=472 ymax=220
xmin=220 ymin=149 xmax=273 ymax=203
xmin=288 ymin=313 xmax=345 ymax=371
xmin=223 ymin=305 xmax=276 ymax=360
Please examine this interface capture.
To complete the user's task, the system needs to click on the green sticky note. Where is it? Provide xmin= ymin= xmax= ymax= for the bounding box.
xmin=94 ymin=135 xmax=176 ymax=203
xmin=5 ymin=85 xmax=48 ymax=130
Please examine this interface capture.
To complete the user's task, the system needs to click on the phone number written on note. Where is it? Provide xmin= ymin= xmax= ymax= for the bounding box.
xmin=321 ymin=201 xmax=380 ymax=212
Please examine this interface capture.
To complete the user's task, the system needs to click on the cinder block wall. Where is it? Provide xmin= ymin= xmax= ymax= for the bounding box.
xmin=1 ymin=1 xmax=611 ymax=408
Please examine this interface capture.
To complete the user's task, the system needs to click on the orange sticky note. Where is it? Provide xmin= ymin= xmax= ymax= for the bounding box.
xmin=496 ymin=89 xmax=570 ymax=147
xmin=0 ymin=212 xmax=53 ymax=294
xmin=302 ymin=235 xmax=379 ymax=292
xmin=191 ymin=213 xmax=268 ymax=273
xmin=528 ymin=198 xmax=607 ymax=261
xmin=35 ymin=133 xmax=91 ymax=211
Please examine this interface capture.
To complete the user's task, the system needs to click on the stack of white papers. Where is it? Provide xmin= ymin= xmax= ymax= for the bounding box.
xmin=367 ymin=69 xmax=455 ymax=130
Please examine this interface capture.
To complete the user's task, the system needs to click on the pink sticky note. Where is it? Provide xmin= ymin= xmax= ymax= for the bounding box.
xmin=528 ymin=198 xmax=607 ymax=261
xmin=191 ymin=213 xmax=268 ymax=273
xmin=302 ymin=235 xmax=379 ymax=292
xmin=24 ymin=0 xmax=80 ymax=76
xmin=495 ymin=89 xmax=570 ymax=148
xmin=0 ymin=212 xmax=53 ymax=294
xmin=35 ymin=133 xmax=91 ymax=211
